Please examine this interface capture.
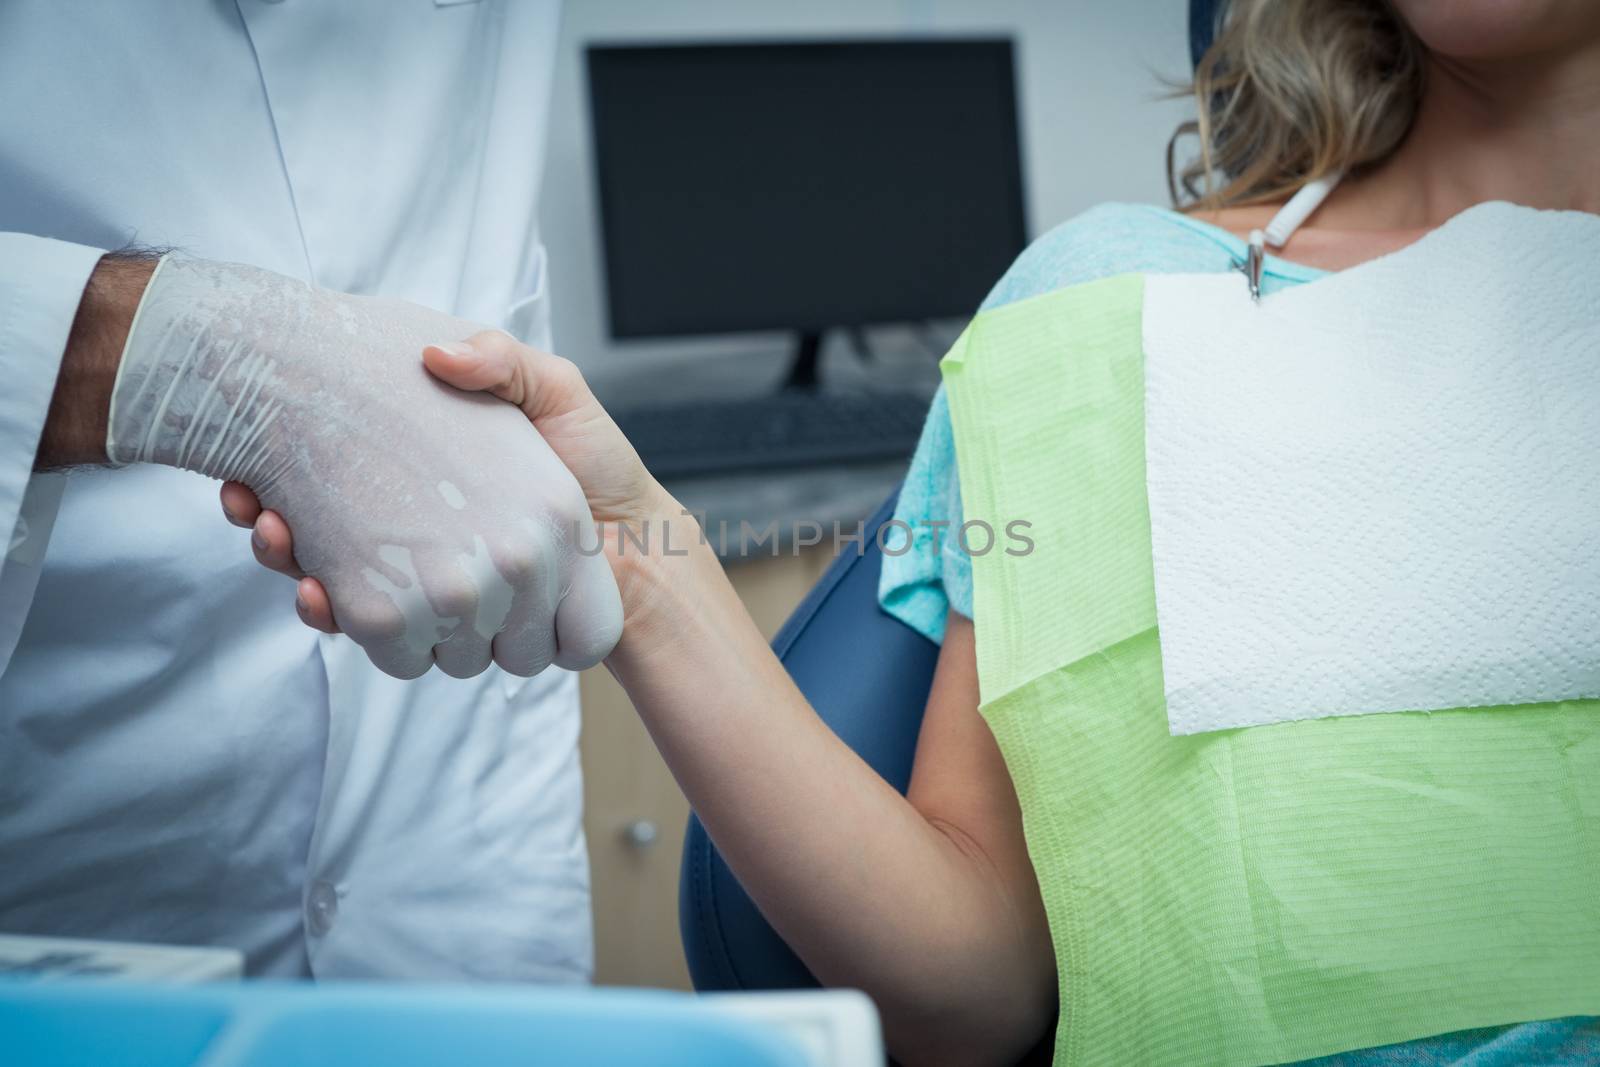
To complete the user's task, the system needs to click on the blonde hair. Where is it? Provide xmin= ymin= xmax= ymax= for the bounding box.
xmin=1169 ymin=0 xmax=1427 ymax=210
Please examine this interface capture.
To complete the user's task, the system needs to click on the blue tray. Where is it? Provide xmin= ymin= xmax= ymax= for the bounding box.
xmin=1 ymin=981 xmax=809 ymax=1067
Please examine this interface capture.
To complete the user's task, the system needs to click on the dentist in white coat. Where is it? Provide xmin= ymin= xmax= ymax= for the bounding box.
xmin=0 ymin=0 xmax=615 ymax=981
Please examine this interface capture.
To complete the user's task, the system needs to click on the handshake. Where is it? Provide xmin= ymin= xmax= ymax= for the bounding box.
xmin=109 ymin=256 xmax=649 ymax=680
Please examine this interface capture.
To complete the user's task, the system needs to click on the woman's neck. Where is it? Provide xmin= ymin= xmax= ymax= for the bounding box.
xmin=1327 ymin=43 xmax=1600 ymax=229
xmin=1201 ymin=40 xmax=1600 ymax=270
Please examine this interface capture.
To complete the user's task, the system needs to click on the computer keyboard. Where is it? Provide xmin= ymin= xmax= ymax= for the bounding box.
xmin=613 ymin=389 xmax=932 ymax=479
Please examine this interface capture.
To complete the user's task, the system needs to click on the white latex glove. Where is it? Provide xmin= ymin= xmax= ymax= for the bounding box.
xmin=107 ymin=255 xmax=622 ymax=679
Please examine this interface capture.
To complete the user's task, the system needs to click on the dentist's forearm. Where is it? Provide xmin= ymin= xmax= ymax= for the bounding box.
xmin=605 ymin=505 xmax=1043 ymax=1066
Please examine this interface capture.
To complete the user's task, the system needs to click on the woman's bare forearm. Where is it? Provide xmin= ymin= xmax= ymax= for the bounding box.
xmin=606 ymin=504 xmax=1051 ymax=1065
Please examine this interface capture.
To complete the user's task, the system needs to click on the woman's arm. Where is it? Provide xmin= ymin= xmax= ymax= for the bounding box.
xmin=234 ymin=332 xmax=1056 ymax=1063
xmin=612 ymin=518 xmax=1054 ymax=1065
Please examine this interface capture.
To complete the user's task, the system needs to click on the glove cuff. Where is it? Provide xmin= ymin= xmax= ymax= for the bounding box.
xmin=104 ymin=252 xmax=174 ymax=467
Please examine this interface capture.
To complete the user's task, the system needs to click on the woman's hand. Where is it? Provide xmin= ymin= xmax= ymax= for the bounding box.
xmin=222 ymin=330 xmax=680 ymax=641
xmin=419 ymin=331 xmax=667 ymax=527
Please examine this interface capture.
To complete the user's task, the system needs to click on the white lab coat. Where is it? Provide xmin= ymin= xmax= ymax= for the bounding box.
xmin=0 ymin=0 xmax=593 ymax=982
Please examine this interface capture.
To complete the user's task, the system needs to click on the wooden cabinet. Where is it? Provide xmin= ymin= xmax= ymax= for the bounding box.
xmin=579 ymin=546 xmax=834 ymax=988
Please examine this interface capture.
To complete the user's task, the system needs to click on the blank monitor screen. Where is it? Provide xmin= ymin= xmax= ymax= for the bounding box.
xmin=587 ymin=39 xmax=1026 ymax=339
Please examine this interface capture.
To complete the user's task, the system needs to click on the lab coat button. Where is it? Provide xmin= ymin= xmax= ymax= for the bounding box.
xmin=306 ymin=880 xmax=339 ymax=937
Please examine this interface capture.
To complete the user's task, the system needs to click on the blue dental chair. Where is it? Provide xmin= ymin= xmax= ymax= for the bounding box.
xmin=678 ymin=7 xmax=1225 ymax=1062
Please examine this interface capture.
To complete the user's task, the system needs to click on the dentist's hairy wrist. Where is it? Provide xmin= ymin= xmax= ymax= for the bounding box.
xmin=37 ymin=251 xmax=159 ymax=469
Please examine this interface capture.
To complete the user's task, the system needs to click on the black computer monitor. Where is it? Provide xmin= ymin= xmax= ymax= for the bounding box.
xmin=586 ymin=39 xmax=1027 ymax=348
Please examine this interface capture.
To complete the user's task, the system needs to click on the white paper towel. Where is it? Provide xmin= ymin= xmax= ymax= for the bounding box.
xmin=1142 ymin=202 xmax=1600 ymax=735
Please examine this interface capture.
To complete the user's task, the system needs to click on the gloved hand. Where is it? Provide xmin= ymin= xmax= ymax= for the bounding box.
xmin=108 ymin=255 xmax=623 ymax=679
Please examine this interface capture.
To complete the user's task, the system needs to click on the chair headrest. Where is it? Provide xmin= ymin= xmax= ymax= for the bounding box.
xmin=1188 ymin=0 xmax=1224 ymax=69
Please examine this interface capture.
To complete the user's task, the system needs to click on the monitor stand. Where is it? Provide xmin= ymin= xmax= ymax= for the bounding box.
xmin=782 ymin=330 xmax=824 ymax=391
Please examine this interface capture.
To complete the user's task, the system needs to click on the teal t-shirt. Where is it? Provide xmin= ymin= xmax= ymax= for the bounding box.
xmin=877 ymin=201 xmax=1599 ymax=1065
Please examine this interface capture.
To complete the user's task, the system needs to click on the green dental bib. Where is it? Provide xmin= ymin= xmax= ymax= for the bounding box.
xmin=943 ymin=274 xmax=1600 ymax=1067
